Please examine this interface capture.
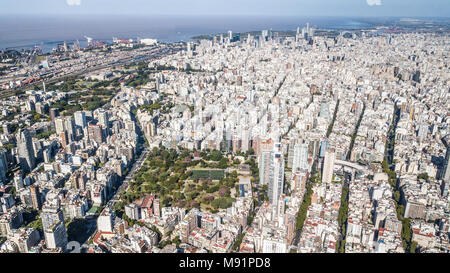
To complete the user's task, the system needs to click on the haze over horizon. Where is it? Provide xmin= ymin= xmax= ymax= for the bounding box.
xmin=1 ymin=0 xmax=449 ymax=18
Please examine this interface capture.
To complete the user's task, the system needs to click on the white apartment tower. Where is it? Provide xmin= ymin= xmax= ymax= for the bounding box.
xmin=268 ymin=143 xmax=285 ymax=206
xmin=74 ymin=111 xmax=87 ymax=128
xmin=292 ymin=142 xmax=309 ymax=172
xmin=322 ymin=148 xmax=336 ymax=183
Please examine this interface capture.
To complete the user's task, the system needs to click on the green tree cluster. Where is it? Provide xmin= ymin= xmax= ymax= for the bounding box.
xmin=326 ymin=99 xmax=340 ymax=137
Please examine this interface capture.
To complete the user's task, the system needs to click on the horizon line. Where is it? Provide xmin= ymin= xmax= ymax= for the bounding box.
xmin=1 ymin=13 xmax=450 ymax=19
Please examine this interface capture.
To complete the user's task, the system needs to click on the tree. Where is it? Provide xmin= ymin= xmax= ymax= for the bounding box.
xmin=232 ymin=233 xmax=245 ymax=251
xmin=417 ymin=173 xmax=429 ymax=181
xmin=401 ymin=218 xmax=412 ymax=250
xmin=410 ymin=241 xmax=418 ymax=253
xmin=393 ymin=191 xmax=401 ymax=203
xmin=397 ymin=205 xmax=405 ymax=219
xmin=218 ymin=158 xmax=229 ymax=169
xmin=211 ymin=197 xmax=233 ymax=209
xmin=208 ymin=150 xmax=223 ymax=161
xmin=173 ymin=236 xmax=181 ymax=247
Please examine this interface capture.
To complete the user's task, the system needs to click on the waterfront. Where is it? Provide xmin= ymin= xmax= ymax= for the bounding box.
xmin=0 ymin=14 xmax=375 ymax=52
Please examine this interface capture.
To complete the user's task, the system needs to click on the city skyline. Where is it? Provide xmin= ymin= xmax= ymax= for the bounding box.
xmin=0 ymin=0 xmax=449 ymax=260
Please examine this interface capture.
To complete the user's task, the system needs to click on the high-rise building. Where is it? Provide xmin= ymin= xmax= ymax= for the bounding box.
xmin=41 ymin=195 xmax=68 ymax=250
xmin=441 ymin=144 xmax=450 ymax=183
xmin=261 ymin=30 xmax=268 ymax=40
xmin=16 ymin=129 xmax=35 ymax=173
xmin=35 ymin=102 xmax=45 ymax=115
xmin=96 ymin=109 xmax=109 ymax=129
xmin=97 ymin=212 xmax=114 ymax=233
xmin=64 ymin=116 xmax=75 ymax=141
xmin=322 ymin=148 xmax=335 ymax=183
xmin=49 ymin=108 xmax=59 ymax=123
xmin=0 ymin=148 xmax=8 ymax=184
xmin=145 ymin=121 xmax=157 ymax=137
xmin=259 ymin=149 xmax=272 ymax=186
xmin=54 ymin=117 xmax=66 ymax=135
xmin=319 ymin=102 xmax=330 ymax=120
xmin=180 ymin=212 xmax=198 ymax=243
xmin=30 ymin=184 xmax=41 ymax=210
xmin=125 ymin=204 xmax=140 ymax=220
xmin=44 ymin=220 xmax=68 ymax=250
xmin=2 ymin=124 xmax=10 ymax=135
xmin=60 ymin=132 xmax=69 ymax=149
xmin=41 ymin=200 xmax=64 ymax=231
xmin=187 ymin=42 xmax=192 ymax=55
xmin=319 ymin=139 xmax=328 ymax=158
xmin=74 ymin=111 xmax=87 ymax=128
xmin=292 ymin=142 xmax=309 ymax=172
xmin=88 ymin=124 xmax=104 ymax=144
xmin=153 ymin=197 xmax=160 ymax=217
xmin=14 ymin=171 xmax=24 ymax=190
xmin=268 ymin=143 xmax=285 ymax=206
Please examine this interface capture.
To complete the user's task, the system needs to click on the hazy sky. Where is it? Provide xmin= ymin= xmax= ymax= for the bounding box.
xmin=0 ymin=0 xmax=449 ymax=17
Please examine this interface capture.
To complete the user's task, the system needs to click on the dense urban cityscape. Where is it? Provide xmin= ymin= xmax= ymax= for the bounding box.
xmin=0 ymin=12 xmax=449 ymax=255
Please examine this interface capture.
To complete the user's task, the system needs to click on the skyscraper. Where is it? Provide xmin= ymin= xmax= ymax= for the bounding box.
xmin=268 ymin=143 xmax=285 ymax=206
xmin=41 ymin=194 xmax=68 ymax=250
xmin=30 ymin=184 xmax=41 ymax=210
xmin=319 ymin=101 xmax=330 ymax=120
xmin=0 ymin=148 xmax=8 ymax=184
xmin=16 ymin=128 xmax=35 ymax=173
xmin=88 ymin=124 xmax=104 ymax=144
xmin=97 ymin=212 xmax=114 ymax=233
xmin=60 ymin=132 xmax=68 ymax=149
xmin=319 ymin=139 xmax=328 ymax=158
xmin=65 ymin=116 xmax=75 ymax=141
xmin=187 ymin=42 xmax=192 ymax=55
xmin=49 ymin=108 xmax=59 ymax=123
xmin=292 ymin=142 xmax=309 ymax=172
xmin=441 ymin=143 xmax=450 ymax=183
xmin=259 ymin=150 xmax=272 ymax=186
xmin=322 ymin=148 xmax=336 ymax=183
xmin=74 ymin=111 xmax=87 ymax=128
xmin=45 ymin=220 xmax=68 ymax=250
xmin=54 ymin=117 xmax=66 ymax=135
xmin=41 ymin=200 xmax=64 ymax=231
xmin=13 ymin=171 xmax=24 ymax=190
xmin=97 ymin=109 xmax=109 ymax=129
